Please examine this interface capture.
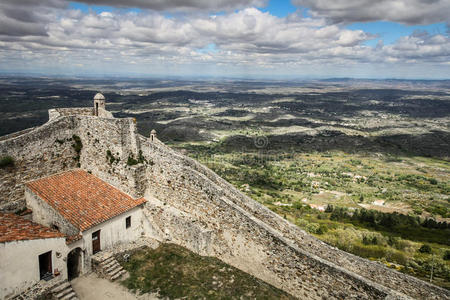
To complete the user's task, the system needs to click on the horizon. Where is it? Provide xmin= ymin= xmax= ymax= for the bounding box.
xmin=0 ymin=0 xmax=449 ymax=79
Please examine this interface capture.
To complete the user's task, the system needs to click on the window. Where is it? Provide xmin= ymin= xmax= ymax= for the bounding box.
xmin=125 ymin=216 xmax=131 ymax=229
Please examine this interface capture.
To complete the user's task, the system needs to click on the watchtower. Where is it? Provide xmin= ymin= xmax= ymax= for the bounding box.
xmin=150 ymin=129 xmax=157 ymax=141
xmin=93 ymin=93 xmax=105 ymax=116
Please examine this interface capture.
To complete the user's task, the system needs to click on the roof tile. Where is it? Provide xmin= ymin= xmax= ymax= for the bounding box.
xmin=26 ymin=170 xmax=146 ymax=231
xmin=0 ymin=213 xmax=64 ymax=243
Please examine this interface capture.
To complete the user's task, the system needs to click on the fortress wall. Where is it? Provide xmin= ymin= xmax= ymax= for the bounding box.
xmin=140 ymin=137 xmax=401 ymax=299
xmin=51 ymin=108 xmax=94 ymax=119
xmin=73 ymin=116 xmax=144 ymax=198
xmin=140 ymin=136 xmax=449 ymax=300
xmin=163 ymin=150 xmax=448 ymax=299
xmin=0 ymin=117 xmax=78 ymax=212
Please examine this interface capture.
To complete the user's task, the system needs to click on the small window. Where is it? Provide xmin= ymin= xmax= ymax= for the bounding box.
xmin=125 ymin=216 xmax=131 ymax=229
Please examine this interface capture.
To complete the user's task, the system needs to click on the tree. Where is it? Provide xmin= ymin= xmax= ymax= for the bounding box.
xmin=418 ymin=244 xmax=432 ymax=254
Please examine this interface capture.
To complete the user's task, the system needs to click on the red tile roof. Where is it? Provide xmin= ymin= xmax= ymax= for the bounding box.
xmin=66 ymin=234 xmax=82 ymax=245
xmin=0 ymin=213 xmax=64 ymax=243
xmin=26 ymin=170 xmax=146 ymax=231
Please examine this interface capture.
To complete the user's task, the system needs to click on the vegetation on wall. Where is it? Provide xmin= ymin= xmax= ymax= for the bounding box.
xmin=0 ymin=156 xmax=14 ymax=169
xmin=71 ymin=134 xmax=83 ymax=167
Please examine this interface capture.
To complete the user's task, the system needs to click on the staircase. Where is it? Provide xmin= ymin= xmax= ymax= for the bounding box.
xmin=92 ymin=252 xmax=127 ymax=281
xmin=51 ymin=280 xmax=78 ymax=300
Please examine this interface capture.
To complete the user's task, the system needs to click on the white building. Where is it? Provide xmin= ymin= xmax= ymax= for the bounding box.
xmin=0 ymin=169 xmax=147 ymax=298
xmin=25 ymin=169 xmax=147 ymax=279
xmin=0 ymin=213 xmax=67 ymax=299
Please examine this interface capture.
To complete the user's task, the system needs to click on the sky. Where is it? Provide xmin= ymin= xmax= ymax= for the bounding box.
xmin=0 ymin=0 xmax=449 ymax=79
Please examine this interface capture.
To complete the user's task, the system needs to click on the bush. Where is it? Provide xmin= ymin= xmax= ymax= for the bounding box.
xmin=443 ymin=250 xmax=450 ymax=260
xmin=127 ymin=155 xmax=139 ymax=166
xmin=418 ymin=244 xmax=432 ymax=254
xmin=0 ymin=156 xmax=14 ymax=168
xmin=305 ymin=223 xmax=321 ymax=234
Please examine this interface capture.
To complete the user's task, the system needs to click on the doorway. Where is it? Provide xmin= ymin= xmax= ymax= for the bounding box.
xmin=95 ymin=102 xmax=99 ymax=116
xmin=67 ymin=247 xmax=82 ymax=280
xmin=38 ymin=251 xmax=52 ymax=280
xmin=92 ymin=230 xmax=101 ymax=254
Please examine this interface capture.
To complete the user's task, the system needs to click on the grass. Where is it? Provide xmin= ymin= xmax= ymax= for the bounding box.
xmin=119 ymin=244 xmax=295 ymax=299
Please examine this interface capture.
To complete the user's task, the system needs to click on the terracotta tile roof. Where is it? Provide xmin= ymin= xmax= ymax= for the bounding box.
xmin=26 ymin=170 xmax=146 ymax=232
xmin=0 ymin=213 xmax=64 ymax=243
xmin=66 ymin=234 xmax=82 ymax=245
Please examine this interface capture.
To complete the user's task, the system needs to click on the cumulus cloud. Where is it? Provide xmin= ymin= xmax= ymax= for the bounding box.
xmin=0 ymin=2 xmax=448 ymax=77
xmin=293 ymin=0 xmax=450 ymax=25
xmin=72 ymin=0 xmax=267 ymax=12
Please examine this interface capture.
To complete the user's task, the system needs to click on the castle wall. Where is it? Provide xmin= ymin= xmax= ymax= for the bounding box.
xmin=140 ymin=136 xmax=449 ymax=300
xmin=73 ymin=115 xmax=143 ymax=198
xmin=140 ymin=139 xmax=392 ymax=299
xmin=0 ymin=117 xmax=78 ymax=212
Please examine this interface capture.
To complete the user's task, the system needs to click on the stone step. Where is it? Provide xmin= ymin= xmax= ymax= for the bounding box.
xmin=60 ymin=291 xmax=76 ymax=300
xmin=103 ymin=260 xmax=119 ymax=271
xmin=56 ymin=287 xmax=73 ymax=299
xmin=105 ymin=262 xmax=120 ymax=273
xmin=108 ymin=266 xmax=124 ymax=278
xmin=111 ymin=269 xmax=127 ymax=281
xmin=51 ymin=281 xmax=70 ymax=293
xmin=100 ymin=255 xmax=114 ymax=265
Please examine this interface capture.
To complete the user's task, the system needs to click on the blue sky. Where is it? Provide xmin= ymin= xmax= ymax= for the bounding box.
xmin=1 ymin=0 xmax=449 ymax=79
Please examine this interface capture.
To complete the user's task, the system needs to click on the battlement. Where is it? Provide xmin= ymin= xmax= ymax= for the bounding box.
xmin=0 ymin=97 xmax=448 ymax=299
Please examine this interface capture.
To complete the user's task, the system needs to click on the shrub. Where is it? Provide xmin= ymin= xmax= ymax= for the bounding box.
xmin=418 ymin=244 xmax=432 ymax=254
xmin=0 ymin=156 xmax=14 ymax=168
xmin=127 ymin=155 xmax=139 ymax=166
xmin=443 ymin=250 xmax=450 ymax=260
xmin=318 ymin=224 xmax=328 ymax=234
xmin=305 ymin=223 xmax=321 ymax=234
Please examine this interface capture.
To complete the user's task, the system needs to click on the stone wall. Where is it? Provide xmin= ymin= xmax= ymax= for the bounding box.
xmin=73 ymin=115 xmax=143 ymax=198
xmin=0 ymin=117 xmax=78 ymax=212
xmin=0 ymin=110 xmax=144 ymax=211
xmin=139 ymin=135 xmax=449 ymax=300
xmin=50 ymin=108 xmax=94 ymax=119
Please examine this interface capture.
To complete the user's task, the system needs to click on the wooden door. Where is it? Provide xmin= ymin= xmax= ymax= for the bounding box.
xmin=92 ymin=230 xmax=101 ymax=254
xmin=39 ymin=251 xmax=52 ymax=280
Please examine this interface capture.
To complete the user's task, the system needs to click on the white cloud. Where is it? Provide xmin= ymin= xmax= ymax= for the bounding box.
xmin=74 ymin=0 xmax=267 ymax=12
xmin=0 ymin=2 xmax=448 ymax=78
xmin=293 ymin=0 xmax=450 ymax=25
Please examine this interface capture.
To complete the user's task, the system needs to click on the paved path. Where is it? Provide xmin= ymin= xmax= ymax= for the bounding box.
xmin=71 ymin=273 xmax=158 ymax=300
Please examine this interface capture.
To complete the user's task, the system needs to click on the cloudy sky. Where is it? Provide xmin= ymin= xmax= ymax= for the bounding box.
xmin=0 ymin=0 xmax=449 ymax=79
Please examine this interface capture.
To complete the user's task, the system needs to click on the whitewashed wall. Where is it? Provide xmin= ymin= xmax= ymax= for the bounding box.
xmin=76 ymin=206 xmax=145 ymax=271
xmin=0 ymin=237 xmax=67 ymax=299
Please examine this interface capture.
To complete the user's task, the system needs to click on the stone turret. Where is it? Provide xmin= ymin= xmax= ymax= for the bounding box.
xmin=93 ymin=92 xmax=105 ymax=116
xmin=150 ymin=129 xmax=157 ymax=141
